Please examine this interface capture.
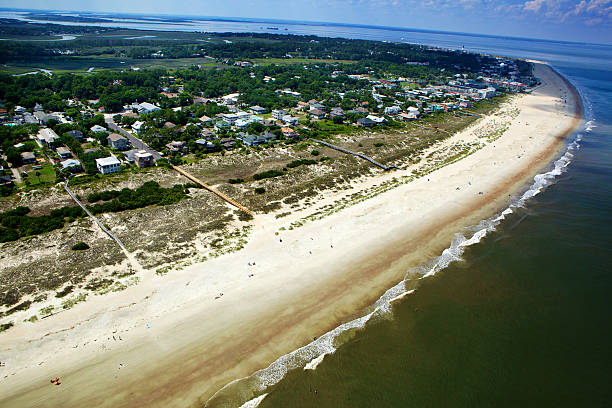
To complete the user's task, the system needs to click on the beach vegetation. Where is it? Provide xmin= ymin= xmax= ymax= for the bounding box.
xmin=253 ymin=169 xmax=285 ymax=180
xmin=71 ymin=242 xmax=90 ymax=251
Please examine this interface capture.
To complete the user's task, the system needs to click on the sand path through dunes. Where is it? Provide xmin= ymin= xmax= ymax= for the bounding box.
xmin=0 ymin=64 xmax=583 ymax=408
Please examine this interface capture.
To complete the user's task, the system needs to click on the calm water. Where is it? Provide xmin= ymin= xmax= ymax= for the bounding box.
xmin=250 ymin=30 xmax=612 ymax=408
xmin=5 ymin=12 xmax=610 ymax=406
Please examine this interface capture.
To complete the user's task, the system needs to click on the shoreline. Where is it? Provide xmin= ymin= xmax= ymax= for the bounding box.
xmin=0 ymin=63 xmax=583 ymax=408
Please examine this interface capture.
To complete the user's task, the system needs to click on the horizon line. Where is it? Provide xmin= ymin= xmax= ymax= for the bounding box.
xmin=1 ymin=7 xmax=611 ymax=48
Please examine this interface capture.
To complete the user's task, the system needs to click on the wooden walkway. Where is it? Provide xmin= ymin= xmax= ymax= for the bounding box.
xmin=171 ymin=165 xmax=254 ymax=216
xmin=64 ymin=177 xmax=143 ymax=272
xmin=312 ymin=139 xmax=398 ymax=171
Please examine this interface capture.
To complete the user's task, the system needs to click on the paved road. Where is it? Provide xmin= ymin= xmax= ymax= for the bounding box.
xmin=104 ymin=116 xmax=163 ymax=160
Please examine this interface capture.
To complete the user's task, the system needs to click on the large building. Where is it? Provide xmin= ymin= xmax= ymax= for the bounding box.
xmin=134 ymin=151 xmax=154 ymax=168
xmin=95 ymin=156 xmax=121 ymax=175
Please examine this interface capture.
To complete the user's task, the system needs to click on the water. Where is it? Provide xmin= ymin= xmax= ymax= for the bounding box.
xmin=4 ymin=11 xmax=610 ymax=406
xmin=249 ymin=36 xmax=612 ymax=408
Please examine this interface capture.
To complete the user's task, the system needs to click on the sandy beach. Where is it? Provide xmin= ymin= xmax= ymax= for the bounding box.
xmin=0 ymin=63 xmax=583 ymax=408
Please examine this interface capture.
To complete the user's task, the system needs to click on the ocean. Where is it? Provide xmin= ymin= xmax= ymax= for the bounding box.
xmin=5 ymin=12 xmax=611 ymax=407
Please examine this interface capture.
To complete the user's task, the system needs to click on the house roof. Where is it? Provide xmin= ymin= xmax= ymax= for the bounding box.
xmin=107 ymin=133 xmax=126 ymax=142
xmin=95 ymin=156 xmax=120 ymax=166
xmin=61 ymin=159 xmax=81 ymax=168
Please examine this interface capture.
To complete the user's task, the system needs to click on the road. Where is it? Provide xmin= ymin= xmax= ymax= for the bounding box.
xmin=104 ymin=116 xmax=163 ymax=160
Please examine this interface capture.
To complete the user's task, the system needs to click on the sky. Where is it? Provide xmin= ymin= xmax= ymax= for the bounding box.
xmin=2 ymin=1 xmax=611 ymax=44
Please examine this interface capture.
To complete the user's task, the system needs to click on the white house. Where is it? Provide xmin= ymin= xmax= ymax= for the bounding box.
xmin=367 ymin=115 xmax=387 ymax=124
xmin=91 ymin=125 xmax=107 ymax=133
xmin=95 ymin=156 xmax=121 ymax=175
xmin=132 ymin=121 xmax=145 ymax=133
xmin=384 ymin=106 xmax=402 ymax=115
xmin=272 ymin=109 xmax=288 ymax=120
xmin=282 ymin=115 xmax=299 ymax=125
xmin=137 ymin=102 xmax=161 ymax=114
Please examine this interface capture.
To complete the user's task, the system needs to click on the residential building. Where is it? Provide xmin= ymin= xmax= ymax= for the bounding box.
xmin=134 ymin=151 xmax=154 ymax=168
xmin=66 ymin=130 xmax=83 ymax=141
xmin=250 ymin=105 xmax=267 ymax=114
xmin=56 ymin=147 xmax=72 ymax=158
xmin=309 ymin=109 xmax=326 ymax=120
xmin=199 ymin=115 xmax=213 ymax=124
xmin=220 ymin=138 xmax=236 ymax=149
xmin=330 ymin=107 xmax=345 ymax=119
xmin=95 ymin=156 xmax=121 ymax=174
xmin=356 ymin=117 xmax=374 ymax=127
xmin=282 ymin=115 xmax=299 ymax=125
xmin=37 ymin=128 xmax=60 ymax=146
xmin=136 ymin=102 xmax=161 ymax=114
xmin=166 ymin=141 xmax=187 ymax=153
xmin=21 ymin=151 xmax=36 ymax=165
xmin=132 ymin=121 xmax=145 ymax=133
xmin=60 ymin=159 xmax=82 ymax=172
xmin=281 ymin=127 xmax=299 ymax=139
xmin=90 ymin=124 xmax=107 ymax=133
xmin=107 ymin=134 xmax=130 ymax=151
xmin=367 ymin=115 xmax=387 ymax=124
xmin=272 ymin=109 xmax=288 ymax=120
xmin=384 ymin=106 xmax=402 ymax=115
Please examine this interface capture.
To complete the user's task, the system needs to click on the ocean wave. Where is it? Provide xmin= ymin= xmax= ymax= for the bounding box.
xmin=207 ymin=91 xmax=593 ymax=408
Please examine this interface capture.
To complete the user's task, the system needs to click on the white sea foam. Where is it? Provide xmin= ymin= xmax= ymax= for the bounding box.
xmin=238 ymin=393 xmax=268 ymax=408
xmin=208 ymin=93 xmax=593 ymax=408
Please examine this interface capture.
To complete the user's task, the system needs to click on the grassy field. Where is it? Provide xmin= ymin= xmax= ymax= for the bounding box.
xmin=1 ymin=56 xmax=223 ymax=75
xmin=254 ymin=58 xmax=356 ymax=66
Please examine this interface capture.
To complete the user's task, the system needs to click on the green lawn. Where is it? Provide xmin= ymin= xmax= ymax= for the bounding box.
xmin=254 ymin=58 xmax=356 ymax=66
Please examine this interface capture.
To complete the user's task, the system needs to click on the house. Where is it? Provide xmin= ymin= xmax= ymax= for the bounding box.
xmin=398 ymin=112 xmax=418 ymax=121
xmin=262 ymin=119 xmax=276 ymax=127
xmin=250 ymin=105 xmax=267 ymax=114
xmin=195 ymin=139 xmax=218 ymax=152
xmin=107 ymin=134 xmax=130 ymax=151
xmin=262 ymin=131 xmax=278 ymax=143
xmin=271 ymin=109 xmax=288 ymax=120
xmin=199 ymin=115 xmax=213 ymax=124
xmin=367 ymin=115 xmax=386 ymax=124
xmin=384 ymin=106 xmax=402 ymax=115
xmin=282 ymin=115 xmax=299 ymax=126
xmin=37 ymin=128 xmax=61 ymax=146
xmin=356 ymin=117 xmax=374 ymax=127
xmin=238 ymin=133 xmax=261 ymax=146
xmin=309 ymin=109 xmax=326 ymax=120
xmin=136 ymin=102 xmax=161 ymax=114
xmin=281 ymin=127 xmax=299 ymax=139
xmin=90 ymin=125 xmax=107 ymax=133
xmin=200 ymin=128 xmax=215 ymax=139
xmin=193 ymin=97 xmax=210 ymax=104
xmin=166 ymin=141 xmax=187 ymax=153
xmin=330 ymin=107 xmax=345 ymax=119
xmin=21 ymin=151 xmax=36 ymax=165
xmin=220 ymin=138 xmax=236 ymax=149
xmin=479 ymin=87 xmax=497 ymax=99
xmin=134 ymin=151 xmax=154 ymax=168
xmin=60 ymin=159 xmax=82 ymax=172
xmin=14 ymin=106 xmax=26 ymax=114
xmin=56 ymin=147 xmax=72 ymax=159
xmin=33 ymin=111 xmax=50 ymax=124
xmin=297 ymin=101 xmax=309 ymax=110
xmin=164 ymin=121 xmax=176 ymax=129
xmin=132 ymin=121 xmax=145 ymax=133
xmin=235 ymin=119 xmax=252 ymax=129
xmin=66 ymin=130 xmax=83 ymax=141
xmin=124 ymin=149 xmax=139 ymax=163
xmin=95 ymin=156 xmax=121 ymax=174
xmin=214 ymin=120 xmax=230 ymax=131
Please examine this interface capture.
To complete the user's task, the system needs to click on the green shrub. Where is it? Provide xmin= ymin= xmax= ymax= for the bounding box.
xmin=253 ymin=170 xmax=284 ymax=180
xmin=311 ymin=150 xmax=320 ymax=156
xmin=71 ymin=242 xmax=90 ymax=251
xmin=286 ymin=159 xmax=317 ymax=169
xmin=228 ymin=178 xmax=245 ymax=184
xmin=254 ymin=187 xmax=266 ymax=194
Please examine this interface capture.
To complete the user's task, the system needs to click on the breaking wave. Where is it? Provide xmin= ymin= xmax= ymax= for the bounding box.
xmin=206 ymin=87 xmax=593 ymax=408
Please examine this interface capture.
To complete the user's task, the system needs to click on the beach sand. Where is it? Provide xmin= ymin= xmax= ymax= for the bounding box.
xmin=0 ymin=64 xmax=583 ymax=408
